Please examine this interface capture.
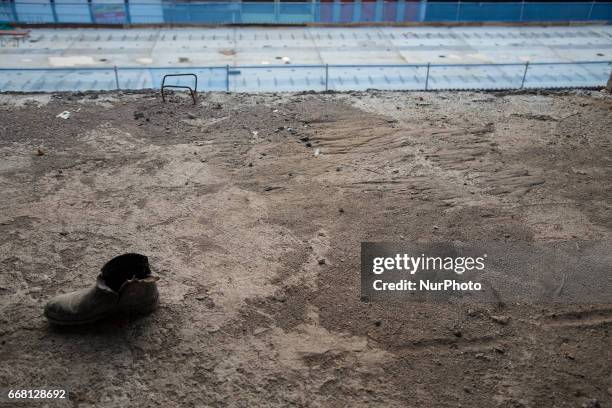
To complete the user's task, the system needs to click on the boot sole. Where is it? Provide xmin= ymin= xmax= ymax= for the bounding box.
xmin=45 ymin=297 xmax=159 ymax=326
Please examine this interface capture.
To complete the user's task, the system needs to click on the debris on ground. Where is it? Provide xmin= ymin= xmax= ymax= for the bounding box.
xmin=490 ymin=315 xmax=511 ymax=325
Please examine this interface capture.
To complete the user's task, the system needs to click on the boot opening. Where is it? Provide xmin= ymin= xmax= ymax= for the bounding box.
xmin=101 ymin=253 xmax=151 ymax=292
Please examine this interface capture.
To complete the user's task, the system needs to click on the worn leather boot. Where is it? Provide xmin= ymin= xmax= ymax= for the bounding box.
xmin=44 ymin=253 xmax=159 ymax=325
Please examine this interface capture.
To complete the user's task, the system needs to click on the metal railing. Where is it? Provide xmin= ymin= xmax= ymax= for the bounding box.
xmin=1 ymin=1 xmax=611 ymax=25
xmin=0 ymin=61 xmax=610 ymax=92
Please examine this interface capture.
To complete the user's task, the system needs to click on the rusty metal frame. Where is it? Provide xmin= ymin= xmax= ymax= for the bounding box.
xmin=161 ymin=73 xmax=197 ymax=104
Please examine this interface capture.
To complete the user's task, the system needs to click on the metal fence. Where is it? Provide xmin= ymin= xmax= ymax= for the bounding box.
xmin=1 ymin=1 xmax=611 ymax=25
xmin=0 ymin=61 xmax=610 ymax=92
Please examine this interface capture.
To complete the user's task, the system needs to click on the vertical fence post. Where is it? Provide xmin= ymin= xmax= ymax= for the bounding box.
xmin=325 ymin=64 xmax=329 ymax=91
xmin=374 ymin=0 xmax=383 ymax=22
xmin=353 ymin=0 xmax=362 ymax=23
xmin=587 ymin=0 xmax=595 ymax=19
xmin=274 ymin=0 xmax=280 ymax=23
xmin=10 ymin=0 xmax=18 ymax=23
xmin=171 ymin=0 xmax=176 ymax=26
xmin=519 ymin=0 xmax=525 ymax=21
xmin=311 ymin=0 xmax=318 ymax=23
xmin=425 ymin=63 xmax=430 ymax=91
xmin=226 ymin=64 xmax=230 ymax=92
xmin=455 ymin=1 xmax=461 ymax=22
xmin=50 ymin=0 xmax=58 ymax=23
xmin=124 ymin=0 xmax=132 ymax=25
xmin=396 ymin=0 xmax=405 ymax=23
xmin=520 ymin=61 xmax=529 ymax=89
xmin=332 ymin=0 xmax=341 ymax=23
xmin=418 ymin=0 xmax=427 ymax=22
xmin=87 ymin=0 xmax=95 ymax=23
xmin=114 ymin=66 xmax=120 ymax=90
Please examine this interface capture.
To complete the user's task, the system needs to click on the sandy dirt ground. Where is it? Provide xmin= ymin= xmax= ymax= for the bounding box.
xmin=0 ymin=89 xmax=611 ymax=407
